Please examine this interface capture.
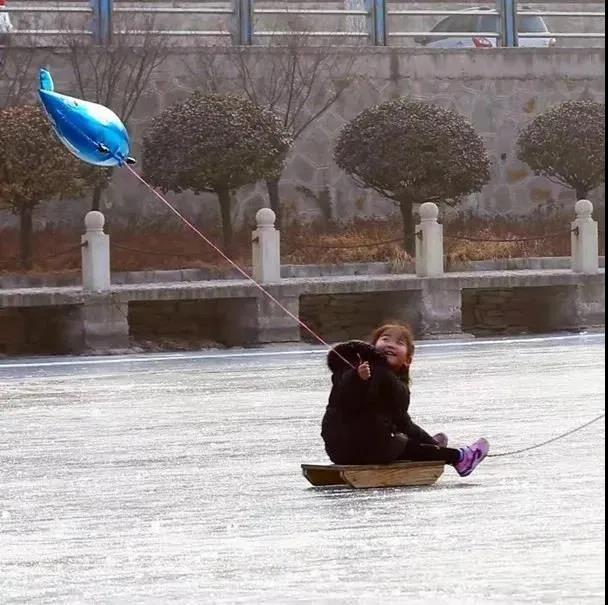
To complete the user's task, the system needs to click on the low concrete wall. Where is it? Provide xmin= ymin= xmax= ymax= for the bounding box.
xmin=0 ymin=269 xmax=603 ymax=355
xmin=1 ymin=256 xmax=604 ymax=289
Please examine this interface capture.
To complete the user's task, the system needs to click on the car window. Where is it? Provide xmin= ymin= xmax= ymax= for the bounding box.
xmin=442 ymin=15 xmax=478 ymax=32
xmin=479 ymin=15 xmax=499 ymax=32
xmin=478 ymin=13 xmax=548 ymax=33
xmin=518 ymin=15 xmax=548 ymax=33
xmin=431 ymin=17 xmax=455 ymax=33
xmin=0 ymin=12 xmax=13 ymax=34
xmin=457 ymin=15 xmax=480 ymax=31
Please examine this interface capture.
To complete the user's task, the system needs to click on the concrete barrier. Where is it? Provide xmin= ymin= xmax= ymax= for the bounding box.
xmin=571 ymin=199 xmax=600 ymax=274
xmin=0 ymin=201 xmax=604 ymax=354
xmin=415 ymin=202 xmax=444 ymax=277
xmin=81 ymin=211 xmax=110 ymax=292
xmin=252 ymin=208 xmax=281 ymax=283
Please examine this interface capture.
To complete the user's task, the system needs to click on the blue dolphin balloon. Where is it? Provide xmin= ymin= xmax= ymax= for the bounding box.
xmin=38 ymin=68 xmax=135 ymax=167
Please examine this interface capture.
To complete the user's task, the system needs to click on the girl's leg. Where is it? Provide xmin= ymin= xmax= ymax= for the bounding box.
xmin=397 ymin=441 xmax=461 ymax=464
xmin=395 ymin=436 xmax=491 ymax=476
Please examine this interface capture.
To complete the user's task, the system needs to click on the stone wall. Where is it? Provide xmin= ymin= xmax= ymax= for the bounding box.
xmin=1 ymin=256 xmax=606 ymax=289
xmin=461 ymin=285 xmax=581 ymax=335
xmin=128 ymin=299 xmax=227 ymax=348
xmin=128 ymin=297 xmax=269 ymax=348
xmin=0 ymin=276 xmax=603 ymax=354
xmin=299 ymin=291 xmax=421 ymax=342
xmin=301 ymin=284 xmax=597 ymax=342
xmin=0 ymin=46 xmax=604 ymax=233
xmin=0 ymin=306 xmax=77 ymax=355
xmin=0 ymin=298 xmax=260 ymax=354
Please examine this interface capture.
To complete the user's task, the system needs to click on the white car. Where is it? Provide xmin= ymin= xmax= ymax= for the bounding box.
xmin=415 ymin=8 xmax=556 ymax=49
xmin=0 ymin=0 xmax=13 ymax=42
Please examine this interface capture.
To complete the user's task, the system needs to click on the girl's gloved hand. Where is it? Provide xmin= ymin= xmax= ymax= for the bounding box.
xmin=357 ymin=358 xmax=371 ymax=381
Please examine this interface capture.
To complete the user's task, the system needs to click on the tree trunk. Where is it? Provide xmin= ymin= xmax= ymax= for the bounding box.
xmin=575 ymin=185 xmax=589 ymax=201
xmin=216 ymin=188 xmax=234 ymax=256
xmin=19 ymin=205 xmax=34 ymax=270
xmin=266 ymin=178 xmax=281 ymax=227
xmin=91 ymin=181 xmax=104 ymax=212
xmin=398 ymin=198 xmax=416 ymax=255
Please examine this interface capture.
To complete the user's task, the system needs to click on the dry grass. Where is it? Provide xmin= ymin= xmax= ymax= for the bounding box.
xmin=0 ymin=225 xmax=254 ymax=275
xmin=444 ymin=210 xmax=574 ymax=262
xmin=282 ymin=218 xmax=404 ymax=265
xmin=0 ymin=208 xmax=604 ymax=275
xmin=388 ymin=248 xmax=414 ymax=273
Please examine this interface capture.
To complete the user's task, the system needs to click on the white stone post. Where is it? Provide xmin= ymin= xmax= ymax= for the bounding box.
xmin=252 ymin=208 xmax=281 ymax=283
xmin=571 ymin=199 xmax=599 ymax=274
xmin=415 ymin=202 xmax=444 ymax=277
xmin=81 ymin=211 xmax=111 ymax=291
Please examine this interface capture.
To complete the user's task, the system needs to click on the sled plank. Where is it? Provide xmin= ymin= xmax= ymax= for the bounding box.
xmin=301 ymin=465 xmax=348 ymax=486
xmin=301 ymin=461 xmax=444 ymax=488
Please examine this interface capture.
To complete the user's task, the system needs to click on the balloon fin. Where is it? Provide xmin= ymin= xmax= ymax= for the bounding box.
xmin=39 ymin=69 xmax=54 ymax=92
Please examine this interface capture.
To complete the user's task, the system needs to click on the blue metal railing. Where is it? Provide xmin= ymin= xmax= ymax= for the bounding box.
xmin=2 ymin=0 xmax=605 ymax=47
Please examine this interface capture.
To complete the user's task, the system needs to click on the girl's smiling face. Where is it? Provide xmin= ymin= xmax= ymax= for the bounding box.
xmin=373 ymin=330 xmax=412 ymax=370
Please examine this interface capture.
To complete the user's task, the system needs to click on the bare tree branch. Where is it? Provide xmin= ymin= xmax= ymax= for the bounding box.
xmin=54 ymin=12 xmax=170 ymax=211
xmin=240 ymin=46 xmax=262 ymax=107
xmin=0 ymin=46 xmax=37 ymax=109
xmin=186 ymin=25 xmax=361 ymax=224
xmin=190 ymin=30 xmax=359 ymax=144
xmin=60 ymin=13 xmax=169 ymax=125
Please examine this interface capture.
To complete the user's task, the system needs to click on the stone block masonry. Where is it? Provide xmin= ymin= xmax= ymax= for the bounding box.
xmin=128 ymin=295 xmax=300 ymax=350
xmin=0 ymin=271 xmax=604 ymax=355
xmin=0 ymin=47 xmax=604 ymax=233
xmin=462 ymin=286 xmax=585 ymax=336
xmin=0 ymin=305 xmax=81 ymax=355
xmin=462 ymin=280 xmax=606 ymax=336
xmin=299 ymin=291 xmax=421 ymax=342
xmin=129 ymin=300 xmax=223 ymax=343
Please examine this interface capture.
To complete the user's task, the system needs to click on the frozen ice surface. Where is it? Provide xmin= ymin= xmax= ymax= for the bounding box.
xmin=0 ymin=333 xmax=605 ymax=604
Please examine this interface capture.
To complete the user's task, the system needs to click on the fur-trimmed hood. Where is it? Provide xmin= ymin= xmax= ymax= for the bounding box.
xmin=326 ymin=340 xmax=387 ymax=375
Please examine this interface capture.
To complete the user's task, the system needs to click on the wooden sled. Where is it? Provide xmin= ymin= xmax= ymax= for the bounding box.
xmin=301 ymin=461 xmax=444 ymax=489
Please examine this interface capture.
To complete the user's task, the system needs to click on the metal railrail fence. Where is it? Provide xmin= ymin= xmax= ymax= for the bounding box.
xmin=2 ymin=0 xmax=605 ymax=46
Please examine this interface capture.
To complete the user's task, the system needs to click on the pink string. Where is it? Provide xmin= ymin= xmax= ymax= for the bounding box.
xmin=124 ymin=164 xmax=355 ymax=370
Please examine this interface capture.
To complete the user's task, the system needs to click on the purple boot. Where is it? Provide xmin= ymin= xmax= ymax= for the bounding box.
xmin=454 ymin=438 xmax=490 ymax=477
xmin=432 ymin=432 xmax=449 ymax=448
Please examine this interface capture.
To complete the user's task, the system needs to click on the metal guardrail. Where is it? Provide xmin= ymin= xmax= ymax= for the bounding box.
xmin=1 ymin=4 xmax=93 ymax=38
xmin=1 ymin=0 xmax=605 ymax=46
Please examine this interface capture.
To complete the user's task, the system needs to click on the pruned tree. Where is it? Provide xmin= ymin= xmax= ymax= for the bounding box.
xmin=188 ymin=35 xmax=358 ymax=225
xmin=141 ymin=93 xmax=292 ymax=254
xmin=0 ymin=105 xmax=104 ymax=268
xmin=61 ymin=13 xmax=169 ymax=211
xmin=517 ymin=100 xmax=605 ymax=200
xmin=0 ymin=46 xmax=37 ymax=109
xmin=334 ymin=99 xmax=491 ymax=252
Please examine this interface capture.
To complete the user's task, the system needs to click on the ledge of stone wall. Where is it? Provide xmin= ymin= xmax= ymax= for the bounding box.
xmin=0 ymin=256 xmax=605 ymax=289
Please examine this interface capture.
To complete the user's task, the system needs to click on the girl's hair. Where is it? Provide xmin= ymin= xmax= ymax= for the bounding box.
xmin=370 ymin=323 xmax=415 ymax=384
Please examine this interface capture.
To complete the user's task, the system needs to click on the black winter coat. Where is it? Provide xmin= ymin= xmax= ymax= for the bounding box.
xmin=321 ymin=340 xmax=435 ymax=464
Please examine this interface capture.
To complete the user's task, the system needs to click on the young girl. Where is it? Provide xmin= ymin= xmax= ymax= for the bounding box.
xmin=321 ymin=323 xmax=489 ymax=476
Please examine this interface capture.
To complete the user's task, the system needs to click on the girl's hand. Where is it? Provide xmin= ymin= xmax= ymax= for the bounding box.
xmin=357 ymin=360 xmax=371 ymax=381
